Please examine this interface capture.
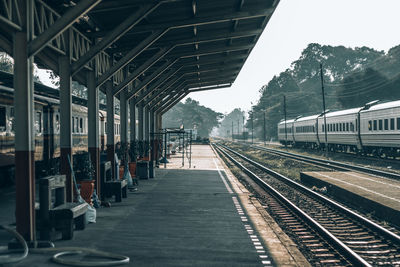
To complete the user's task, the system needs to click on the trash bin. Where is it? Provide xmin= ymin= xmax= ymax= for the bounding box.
xmin=137 ymin=161 xmax=149 ymax=179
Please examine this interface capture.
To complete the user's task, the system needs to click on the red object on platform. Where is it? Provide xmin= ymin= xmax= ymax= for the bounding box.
xmin=78 ymin=180 xmax=94 ymax=205
xmin=129 ymin=162 xmax=137 ymax=177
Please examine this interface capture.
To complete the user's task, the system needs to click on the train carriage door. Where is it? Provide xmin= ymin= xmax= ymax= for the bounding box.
xmin=315 ymin=118 xmax=320 ymax=146
xmin=356 ymin=112 xmax=363 ymax=150
xmin=0 ymin=106 xmax=6 ymax=133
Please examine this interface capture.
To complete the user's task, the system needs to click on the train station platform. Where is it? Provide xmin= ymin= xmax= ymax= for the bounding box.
xmin=1 ymin=145 xmax=308 ymax=266
xmin=300 ymin=171 xmax=400 ymax=226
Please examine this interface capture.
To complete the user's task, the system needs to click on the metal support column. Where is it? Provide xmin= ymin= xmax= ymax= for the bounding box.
xmin=120 ymin=90 xmax=128 ymax=165
xmin=106 ymin=80 xmax=116 ymax=178
xmin=144 ymin=105 xmax=150 ymax=142
xmin=150 ymin=109 xmax=155 ymax=161
xmin=138 ymin=104 xmax=144 ymax=141
xmin=87 ymin=70 xmax=100 ymax=195
xmin=129 ymin=98 xmax=136 ymax=162
xmin=144 ymin=105 xmax=150 ymax=159
xmin=14 ymin=0 xmax=35 ymax=240
xmin=59 ymin=55 xmax=73 ymax=202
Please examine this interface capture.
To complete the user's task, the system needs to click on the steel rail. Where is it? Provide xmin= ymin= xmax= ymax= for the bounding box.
xmin=219 ymin=143 xmax=400 ymax=244
xmin=252 ymin=144 xmax=400 ymax=180
xmin=213 ymin=143 xmax=371 ymax=266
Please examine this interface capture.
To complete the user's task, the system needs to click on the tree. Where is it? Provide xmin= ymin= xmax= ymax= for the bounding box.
xmin=337 ymin=68 xmax=400 ymax=108
xmin=249 ymin=43 xmax=389 ymax=139
xmin=0 ymin=52 xmax=13 ymax=73
xmin=162 ymin=98 xmax=222 ymax=138
xmin=217 ymin=108 xmax=245 ymax=138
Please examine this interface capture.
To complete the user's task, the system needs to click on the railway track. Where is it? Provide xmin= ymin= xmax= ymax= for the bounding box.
xmin=250 ymin=144 xmax=400 ymax=180
xmin=214 ymin=143 xmax=400 ymax=266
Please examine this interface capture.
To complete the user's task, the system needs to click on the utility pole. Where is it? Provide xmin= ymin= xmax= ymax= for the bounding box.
xmin=243 ymin=116 xmax=245 ymax=141
xmin=283 ymin=95 xmax=287 ymax=149
xmin=251 ymin=112 xmax=254 ymax=144
xmin=263 ymin=110 xmax=266 ymax=145
xmin=320 ymin=63 xmax=328 ymax=158
xmin=231 ymin=121 xmax=234 ymax=141
xmin=237 ymin=119 xmax=240 ymax=140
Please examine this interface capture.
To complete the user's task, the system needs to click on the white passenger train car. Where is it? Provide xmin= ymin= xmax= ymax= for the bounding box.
xmin=360 ymin=100 xmax=400 ymax=153
xmin=317 ymin=108 xmax=361 ymax=151
xmin=293 ymin=114 xmax=319 ymax=147
xmin=277 ymin=119 xmax=295 ymax=145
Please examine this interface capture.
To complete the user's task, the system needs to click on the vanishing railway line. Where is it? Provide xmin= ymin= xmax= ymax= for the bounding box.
xmin=250 ymin=144 xmax=400 ymax=180
xmin=214 ymin=143 xmax=400 ymax=266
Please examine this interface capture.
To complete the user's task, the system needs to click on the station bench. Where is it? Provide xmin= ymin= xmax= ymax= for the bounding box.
xmin=100 ymin=161 xmax=127 ymax=202
xmin=37 ymin=175 xmax=88 ymax=240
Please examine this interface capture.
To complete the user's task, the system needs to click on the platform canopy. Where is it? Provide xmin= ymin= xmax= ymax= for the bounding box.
xmin=0 ymin=0 xmax=279 ymax=110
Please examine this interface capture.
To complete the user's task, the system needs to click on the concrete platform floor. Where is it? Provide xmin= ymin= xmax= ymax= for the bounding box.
xmin=301 ymin=171 xmax=400 ymax=226
xmin=0 ymin=145 xmax=308 ymax=266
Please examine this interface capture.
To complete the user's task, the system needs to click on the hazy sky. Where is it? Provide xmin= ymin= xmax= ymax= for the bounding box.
xmin=185 ymin=0 xmax=400 ymax=114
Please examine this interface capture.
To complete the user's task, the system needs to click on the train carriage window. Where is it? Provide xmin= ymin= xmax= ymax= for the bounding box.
xmin=72 ymin=117 xmax=75 ymax=133
xmin=373 ymin=120 xmax=377 ymax=131
xmin=397 ymin=118 xmax=400 ymax=130
xmin=0 ymin=106 xmax=6 ymax=131
xmin=55 ymin=114 xmax=60 ymax=133
xmin=10 ymin=107 xmax=15 ymax=132
xmin=322 ymin=124 xmax=325 ymax=132
xmin=355 ymin=119 xmax=358 ymax=131
xmin=342 ymin=123 xmax=345 ymax=131
xmin=390 ymin=118 xmax=395 ymax=130
xmin=35 ymin=112 xmax=42 ymax=133
xmin=339 ymin=123 xmax=342 ymax=132
xmin=379 ymin=120 xmax=383 ymax=130
xmin=75 ymin=117 xmax=79 ymax=133
xmin=350 ymin=122 xmax=354 ymax=132
xmin=346 ymin=122 xmax=349 ymax=131
xmin=368 ymin=121 xmax=372 ymax=131
xmin=80 ymin=118 xmax=83 ymax=133
xmin=384 ymin=119 xmax=389 ymax=130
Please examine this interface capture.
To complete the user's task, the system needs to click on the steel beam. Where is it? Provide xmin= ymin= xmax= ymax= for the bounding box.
xmin=156 ymin=86 xmax=187 ymax=113
xmin=161 ymin=91 xmax=189 ymax=115
xmin=28 ymin=0 xmax=101 ymax=57
xmin=113 ymin=28 xmax=262 ymax=53
xmin=92 ymin=8 xmax=273 ymax=37
xmin=0 ymin=13 xmax=22 ymax=32
xmin=187 ymin=83 xmax=231 ymax=93
xmin=147 ymin=78 xmax=186 ymax=107
xmin=72 ymin=3 xmax=157 ymax=74
xmin=134 ymin=66 xmax=182 ymax=104
xmin=106 ymin=80 xmax=116 ymax=179
xmin=127 ymin=59 xmax=179 ymax=100
xmin=181 ymin=66 xmax=241 ymax=76
xmin=146 ymin=65 xmax=235 ymax=107
xmin=95 ymin=29 xmax=167 ymax=86
xmin=176 ymin=44 xmax=253 ymax=59
xmin=112 ymin=47 xmax=173 ymax=95
xmin=13 ymin=0 xmax=35 ymax=240
xmin=87 ymin=70 xmax=100 ymax=195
